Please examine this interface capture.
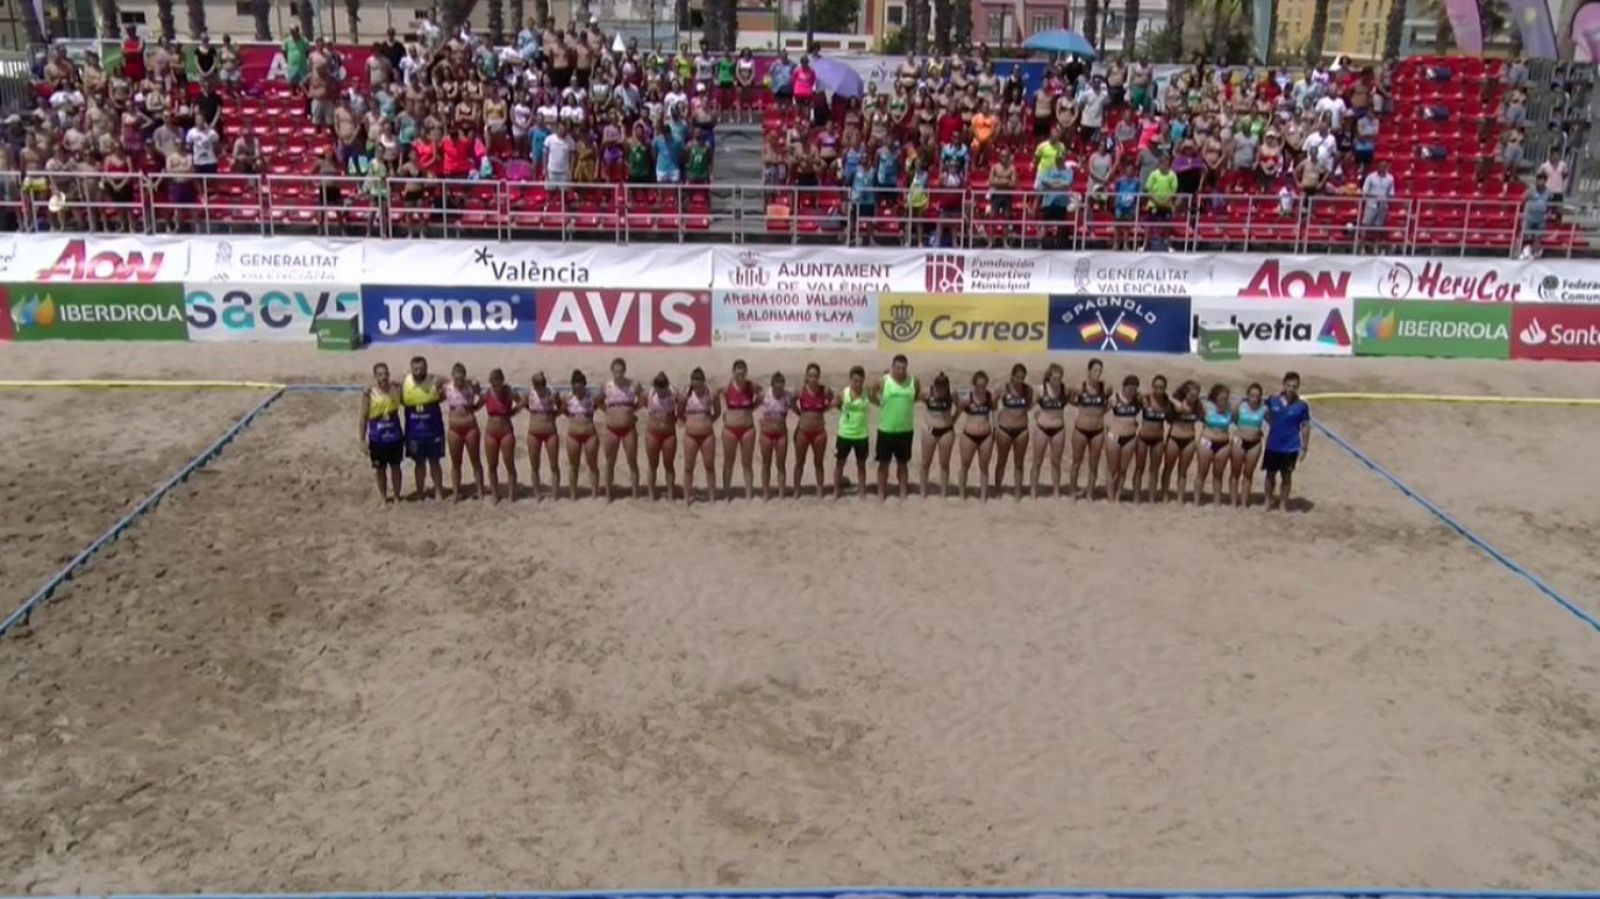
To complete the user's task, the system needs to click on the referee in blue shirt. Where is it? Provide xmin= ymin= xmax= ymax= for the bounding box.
xmin=1264 ymin=371 xmax=1311 ymax=511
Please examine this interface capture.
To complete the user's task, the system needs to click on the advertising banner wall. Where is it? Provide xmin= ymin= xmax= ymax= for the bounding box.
xmin=537 ymin=289 xmax=712 ymax=347
xmin=0 ymin=285 xmax=12 ymax=342
xmin=8 ymin=237 xmax=191 ymax=284
xmin=1190 ymin=298 xmax=1355 ymax=355
xmin=712 ymin=291 xmax=877 ymax=347
xmin=1511 ymin=304 xmax=1600 ymax=361
xmin=361 ymin=284 xmax=537 ymax=344
xmin=185 ymin=284 xmax=362 ymax=342
xmin=6 ymin=283 xmax=187 ymax=341
xmin=1049 ymin=254 xmax=1213 ymax=298
xmin=186 ymin=238 xmax=364 ymax=284
xmin=366 ymin=241 xmax=712 ymax=289
xmin=1352 ymin=299 xmax=1511 ymax=359
xmin=1047 ymin=295 xmax=1193 ymax=354
xmin=712 ymin=247 xmax=924 ymax=292
xmin=1524 ymin=260 xmax=1600 ymax=304
xmin=877 ymin=293 xmax=1048 ymax=353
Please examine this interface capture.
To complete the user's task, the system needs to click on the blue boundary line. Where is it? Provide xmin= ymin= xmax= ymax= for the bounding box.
xmin=0 ymin=388 xmax=287 ymax=640
xmin=10 ymin=888 xmax=1600 ymax=899
xmin=1314 ymin=420 xmax=1600 ymax=637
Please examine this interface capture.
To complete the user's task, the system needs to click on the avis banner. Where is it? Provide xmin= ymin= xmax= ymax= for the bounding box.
xmin=185 ymin=283 xmax=362 ymax=342
xmin=365 ymin=241 xmax=712 ymax=289
xmin=1189 ymin=297 xmax=1355 ymax=356
xmin=536 ymin=289 xmax=711 ymax=347
xmin=7 ymin=236 xmax=191 ymax=284
xmin=186 ymin=238 xmax=364 ymax=284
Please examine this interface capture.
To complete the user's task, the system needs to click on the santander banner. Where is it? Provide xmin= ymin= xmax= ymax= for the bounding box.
xmin=1511 ymin=304 xmax=1600 ymax=361
xmin=536 ymin=289 xmax=711 ymax=347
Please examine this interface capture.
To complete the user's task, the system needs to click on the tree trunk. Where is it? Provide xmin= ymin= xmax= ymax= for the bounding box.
xmin=533 ymin=0 xmax=549 ymax=27
xmin=251 ymin=0 xmax=271 ymax=38
xmin=186 ymin=0 xmax=206 ymax=36
xmin=953 ymin=0 xmax=970 ymax=50
xmin=509 ymin=0 xmax=523 ymax=35
xmin=931 ymin=0 xmax=951 ymax=54
xmin=1166 ymin=0 xmax=1185 ymax=56
xmin=1083 ymin=0 xmax=1099 ymax=50
xmin=1306 ymin=0 xmax=1328 ymax=63
xmin=155 ymin=0 xmax=175 ymax=37
xmin=344 ymin=0 xmax=359 ymax=40
xmin=1122 ymin=0 xmax=1139 ymax=54
xmin=906 ymin=0 xmax=926 ymax=52
xmin=720 ymin=0 xmax=739 ymax=49
xmin=297 ymin=0 xmax=316 ymax=37
xmin=19 ymin=0 xmax=45 ymax=42
xmin=97 ymin=0 xmax=120 ymax=38
xmin=486 ymin=0 xmax=503 ymax=44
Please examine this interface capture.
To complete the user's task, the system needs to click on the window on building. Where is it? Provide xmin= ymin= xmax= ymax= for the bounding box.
xmin=986 ymin=11 xmax=1005 ymax=37
xmin=1031 ymin=13 xmax=1056 ymax=32
xmin=119 ymin=10 xmax=146 ymax=23
xmin=887 ymin=3 xmax=903 ymax=24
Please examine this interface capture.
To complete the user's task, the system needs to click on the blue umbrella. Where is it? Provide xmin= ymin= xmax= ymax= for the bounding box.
xmin=808 ymin=57 xmax=865 ymax=98
xmin=1022 ymin=28 xmax=1098 ymax=59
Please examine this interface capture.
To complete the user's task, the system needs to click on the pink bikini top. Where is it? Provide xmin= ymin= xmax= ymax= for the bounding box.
xmin=566 ymin=391 xmax=595 ymax=417
xmin=444 ymin=380 xmax=474 ymax=412
xmin=526 ymin=388 xmax=557 ymax=415
xmin=647 ymin=390 xmax=676 ymax=416
xmin=761 ymin=391 xmax=791 ymax=420
xmin=605 ymin=380 xmax=637 ymax=409
xmin=684 ymin=388 xmax=713 ymax=415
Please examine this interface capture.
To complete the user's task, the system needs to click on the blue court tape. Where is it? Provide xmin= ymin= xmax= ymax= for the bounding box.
xmin=0 ymin=388 xmax=287 ymax=641
xmin=16 ymin=888 xmax=1600 ymax=899
xmin=1315 ymin=420 xmax=1600 ymax=637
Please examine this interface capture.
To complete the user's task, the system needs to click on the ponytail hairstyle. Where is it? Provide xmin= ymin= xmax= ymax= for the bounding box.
xmin=933 ymin=371 xmax=951 ymax=399
xmin=570 ymin=369 xmax=587 ymax=389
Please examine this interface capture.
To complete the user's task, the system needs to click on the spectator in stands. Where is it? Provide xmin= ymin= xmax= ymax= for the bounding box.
xmin=1358 ymin=158 xmax=1394 ymax=252
xmin=284 ymin=25 xmax=311 ymax=87
xmin=186 ymin=117 xmax=221 ymax=176
xmin=1522 ymin=171 xmax=1552 ymax=256
xmin=769 ymin=51 xmax=795 ymax=110
xmin=1036 ymin=153 xmax=1074 ymax=249
xmin=1537 ymin=148 xmax=1568 ymax=202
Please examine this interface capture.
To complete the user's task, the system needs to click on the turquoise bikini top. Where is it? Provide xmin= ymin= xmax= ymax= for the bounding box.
xmin=1236 ymin=400 xmax=1267 ymax=429
xmin=1203 ymin=400 xmax=1233 ymax=430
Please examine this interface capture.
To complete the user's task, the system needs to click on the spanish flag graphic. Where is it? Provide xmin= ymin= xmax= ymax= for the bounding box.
xmin=1113 ymin=321 xmax=1141 ymax=344
xmin=1078 ymin=321 xmax=1106 ymax=342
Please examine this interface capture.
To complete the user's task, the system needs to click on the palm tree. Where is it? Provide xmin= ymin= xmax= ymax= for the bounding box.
xmin=1123 ymin=0 xmax=1140 ymax=54
xmin=907 ymin=0 xmax=928 ymax=52
xmin=1382 ymin=0 xmax=1406 ymax=56
xmin=931 ymin=0 xmax=951 ymax=53
xmin=1305 ymin=0 xmax=1328 ymax=62
xmin=487 ymin=0 xmax=504 ymax=44
xmin=953 ymin=0 xmax=970 ymax=49
xmin=344 ymin=0 xmax=360 ymax=39
xmin=186 ymin=0 xmax=206 ymax=36
xmin=1084 ymin=0 xmax=1100 ymax=49
xmin=1167 ymin=0 xmax=1186 ymax=54
xmin=252 ymin=0 xmax=271 ymax=38
xmin=155 ymin=0 xmax=175 ymax=38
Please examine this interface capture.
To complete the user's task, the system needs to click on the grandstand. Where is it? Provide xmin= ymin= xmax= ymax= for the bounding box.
xmin=6 ymin=33 xmax=1591 ymax=256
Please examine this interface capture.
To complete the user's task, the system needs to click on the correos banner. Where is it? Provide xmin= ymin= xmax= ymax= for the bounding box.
xmin=876 ymin=293 xmax=1047 ymax=353
xmin=1352 ymin=299 xmax=1510 ymax=359
xmin=361 ymin=284 xmax=537 ymax=344
xmin=185 ymin=284 xmax=361 ymax=342
xmin=1189 ymin=298 xmax=1354 ymax=356
xmin=5 ymin=282 xmax=187 ymax=341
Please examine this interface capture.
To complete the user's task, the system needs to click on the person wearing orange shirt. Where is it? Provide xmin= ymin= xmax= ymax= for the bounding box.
xmin=971 ymin=98 xmax=998 ymax=161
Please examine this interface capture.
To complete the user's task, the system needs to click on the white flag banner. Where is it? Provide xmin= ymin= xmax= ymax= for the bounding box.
xmin=364 ymin=241 xmax=712 ymax=288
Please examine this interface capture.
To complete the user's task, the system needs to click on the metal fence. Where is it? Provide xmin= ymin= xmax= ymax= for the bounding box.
xmin=0 ymin=172 xmax=1583 ymax=257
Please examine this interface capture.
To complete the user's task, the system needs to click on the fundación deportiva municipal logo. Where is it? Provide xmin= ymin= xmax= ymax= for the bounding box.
xmin=924 ymin=253 xmax=967 ymax=292
xmin=880 ymin=302 xmax=924 ymax=343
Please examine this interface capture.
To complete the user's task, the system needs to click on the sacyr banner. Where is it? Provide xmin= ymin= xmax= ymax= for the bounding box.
xmin=1189 ymin=297 xmax=1354 ymax=356
xmin=1352 ymin=299 xmax=1510 ymax=359
xmin=876 ymin=293 xmax=1048 ymax=353
xmin=6 ymin=282 xmax=187 ymax=341
xmin=185 ymin=283 xmax=362 ymax=342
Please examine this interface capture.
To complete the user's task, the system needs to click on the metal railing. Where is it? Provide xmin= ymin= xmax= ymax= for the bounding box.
xmin=0 ymin=172 xmax=1584 ymax=257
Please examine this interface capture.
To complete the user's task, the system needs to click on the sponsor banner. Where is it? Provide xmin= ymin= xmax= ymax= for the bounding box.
xmin=6 ymin=283 xmax=187 ymax=341
xmin=1051 ymin=254 xmax=1212 ymax=297
xmin=8 ymin=236 xmax=191 ymax=284
xmin=1373 ymin=258 xmax=1525 ymax=302
xmin=1047 ymin=295 xmax=1192 ymax=354
xmin=712 ymin=246 xmax=922 ymax=293
xmin=187 ymin=238 xmax=364 ymax=284
xmin=1209 ymin=255 xmax=1377 ymax=301
xmin=185 ymin=284 xmax=362 ymax=343
xmin=922 ymin=250 xmax=1052 ymax=293
xmin=361 ymin=285 xmax=536 ymax=344
xmin=1526 ymin=260 xmax=1600 ymax=304
xmin=1189 ymin=298 xmax=1354 ymax=355
xmin=877 ymin=293 xmax=1048 ymax=353
xmin=368 ymin=241 xmax=711 ymax=289
xmin=1352 ymin=299 xmax=1511 ymax=359
xmin=712 ymin=290 xmax=877 ymax=347
xmin=1511 ymin=304 xmax=1600 ymax=362
xmin=537 ymin=289 xmax=711 ymax=347
xmin=0 ymin=285 xmax=11 ymax=341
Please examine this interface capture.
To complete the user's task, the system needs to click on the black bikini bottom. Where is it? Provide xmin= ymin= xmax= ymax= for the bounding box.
xmin=1000 ymin=425 xmax=1027 ymax=440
